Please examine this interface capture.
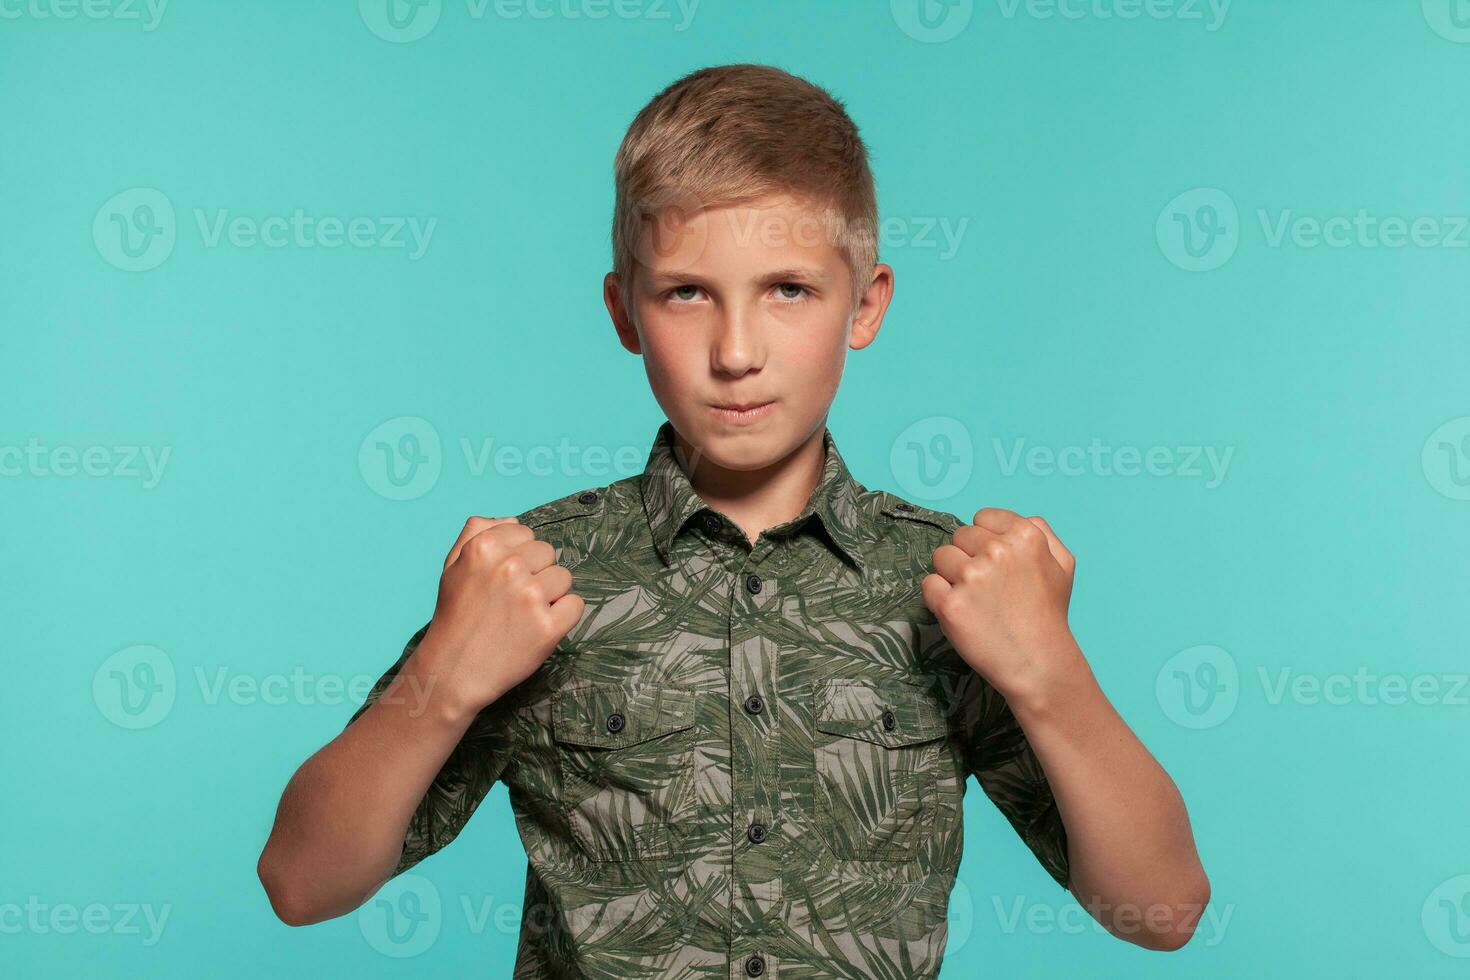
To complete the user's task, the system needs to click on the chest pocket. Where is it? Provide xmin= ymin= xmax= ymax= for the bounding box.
xmin=552 ymin=683 xmax=699 ymax=862
xmin=812 ymin=678 xmax=949 ymax=861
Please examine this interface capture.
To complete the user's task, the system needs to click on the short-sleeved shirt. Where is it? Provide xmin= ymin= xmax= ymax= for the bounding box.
xmin=346 ymin=418 xmax=1069 ymax=979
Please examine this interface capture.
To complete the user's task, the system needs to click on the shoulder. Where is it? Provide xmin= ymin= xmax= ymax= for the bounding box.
xmin=512 ymin=475 xmax=640 ymax=570
xmin=868 ymin=489 xmax=965 ymax=540
xmin=851 ymin=489 xmax=966 ymax=587
xmin=515 ymin=484 xmax=606 ymax=530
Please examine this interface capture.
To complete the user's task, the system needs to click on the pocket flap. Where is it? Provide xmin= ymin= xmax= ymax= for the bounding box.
xmin=814 ymin=679 xmax=948 ymax=747
xmin=552 ymin=683 xmax=696 ymax=749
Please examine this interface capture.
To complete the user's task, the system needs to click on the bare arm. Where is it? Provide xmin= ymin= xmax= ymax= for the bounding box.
xmin=256 ymin=514 xmax=583 ymax=926
xmin=255 ymin=638 xmax=480 ymax=926
xmin=925 ymin=508 xmax=1208 ymax=951
xmin=1008 ymin=636 xmax=1209 ymax=950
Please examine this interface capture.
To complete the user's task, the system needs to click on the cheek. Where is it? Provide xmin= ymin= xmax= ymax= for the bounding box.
xmin=638 ymin=330 xmax=699 ymax=396
xmin=791 ymin=324 xmax=850 ymax=386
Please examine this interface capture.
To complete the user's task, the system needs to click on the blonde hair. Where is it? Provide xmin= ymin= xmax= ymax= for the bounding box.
xmin=612 ymin=63 xmax=878 ymax=312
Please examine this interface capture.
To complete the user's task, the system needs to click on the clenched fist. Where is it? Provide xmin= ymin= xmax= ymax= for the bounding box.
xmin=417 ymin=516 xmax=585 ymax=719
xmin=920 ymin=507 xmax=1079 ymax=704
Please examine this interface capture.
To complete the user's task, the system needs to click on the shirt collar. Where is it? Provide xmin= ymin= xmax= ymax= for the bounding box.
xmin=638 ymin=419 xmax=866 ymax=573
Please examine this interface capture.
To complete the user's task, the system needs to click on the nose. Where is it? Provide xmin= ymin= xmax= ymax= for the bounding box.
xmin=709 ymin=305 xmax=763 ymax=377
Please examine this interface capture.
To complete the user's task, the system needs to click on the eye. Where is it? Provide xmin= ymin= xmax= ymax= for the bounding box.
xmin=666 ymin=284 xmax=702 ymax=303
xmin=775 ymin=282 xmax=810 ymax=302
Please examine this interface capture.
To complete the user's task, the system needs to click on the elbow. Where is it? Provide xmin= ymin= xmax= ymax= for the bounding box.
xmin=1140 ymin=870 xmax=1212 ymax=952
xmin=257 ymin=849 xmax=315 ymax=927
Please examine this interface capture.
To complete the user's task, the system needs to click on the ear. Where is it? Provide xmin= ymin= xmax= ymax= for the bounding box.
xmin=849 ymin=262 xmax=894 ymax=351
xmin=604 ymin=270 xmax=642 ymax=354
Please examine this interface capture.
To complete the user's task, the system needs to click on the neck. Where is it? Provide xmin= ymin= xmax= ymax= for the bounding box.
xmin=670 ymin=424 xmax=828 ymax=546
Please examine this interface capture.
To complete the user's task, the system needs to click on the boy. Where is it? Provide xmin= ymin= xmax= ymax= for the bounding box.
xmin=257 ymin=63 xmax=1208 ymax=977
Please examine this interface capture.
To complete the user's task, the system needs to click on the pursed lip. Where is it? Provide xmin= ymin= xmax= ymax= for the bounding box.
xmin=711 ymin=400 xmax=774 ymax=411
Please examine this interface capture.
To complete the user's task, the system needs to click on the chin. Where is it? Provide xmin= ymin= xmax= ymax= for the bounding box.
xmin=678 ymin=417 xmax=806 ymax=472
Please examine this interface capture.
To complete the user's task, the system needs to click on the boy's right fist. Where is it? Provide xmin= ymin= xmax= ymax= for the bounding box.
xmin=418 ymin=516 xmax=584 ymax=718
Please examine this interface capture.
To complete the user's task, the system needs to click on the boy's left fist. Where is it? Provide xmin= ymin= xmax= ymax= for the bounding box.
xmin=920 ymin=508 xmax=1078 ymax=702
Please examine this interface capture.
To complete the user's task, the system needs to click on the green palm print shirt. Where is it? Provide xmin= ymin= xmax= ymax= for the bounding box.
xmin=347 ymin=419 xmax=1070 ymax=979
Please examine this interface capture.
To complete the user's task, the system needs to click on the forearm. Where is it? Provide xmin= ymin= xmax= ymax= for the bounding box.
xmin=256 ymin=638 xmax=479 ymax=926
xmin=1006 ymin=632 xmax=1209 ymax=951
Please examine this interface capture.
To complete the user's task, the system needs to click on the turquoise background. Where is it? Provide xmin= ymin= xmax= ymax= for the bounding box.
xmin=3 ymin=0 xmax=1468 ymax=976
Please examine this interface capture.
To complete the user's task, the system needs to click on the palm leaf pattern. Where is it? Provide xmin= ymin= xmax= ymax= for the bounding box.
xmin=346 ymin=420 xmax=1070 ymax=977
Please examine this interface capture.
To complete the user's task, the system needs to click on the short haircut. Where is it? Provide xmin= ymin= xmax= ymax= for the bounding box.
xmin=612 ymin=63 xmax=878 ymax=313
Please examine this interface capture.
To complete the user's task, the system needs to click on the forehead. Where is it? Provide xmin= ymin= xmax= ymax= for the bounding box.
xmin=636 ymin=192 xmax=849 ymax=279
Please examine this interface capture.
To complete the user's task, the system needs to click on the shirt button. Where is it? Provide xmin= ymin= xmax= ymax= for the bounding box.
xmin=745 ymin=573 xmax=763 ymax=594
xmin=578 ymin=490 xmax=598 ymax=505
xmin=744 ymin=694 xmax=764 ymax=715
xmin=895 ymin=502 xmax=914 ymax=511
xmin=744 ymin=954 xmax=766 ymax=976
xmin=701 ymin=513 xmax=721 ymax=534
xmin=606 ymin=712 xmax=625 ymax=733
xmin=881 ymin=709 xmax=897 ymax=732
xmin=747 ymin=822 xmax=768 ymax=844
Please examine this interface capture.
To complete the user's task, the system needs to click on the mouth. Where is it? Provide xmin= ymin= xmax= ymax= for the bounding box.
xmin=709 ymin=400 xmax=775 ymax=424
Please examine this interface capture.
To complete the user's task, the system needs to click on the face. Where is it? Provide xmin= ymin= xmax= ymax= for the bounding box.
xmin=604 ymin=193 xmax=894 ymax=476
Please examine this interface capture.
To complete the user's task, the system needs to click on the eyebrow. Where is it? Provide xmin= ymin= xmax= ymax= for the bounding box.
xmin=644 ymin=266 xmax=831 ymax=288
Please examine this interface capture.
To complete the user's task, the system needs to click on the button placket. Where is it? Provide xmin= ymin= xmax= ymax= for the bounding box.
xmin=728 ymin=562 xmax=782 ymax=935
